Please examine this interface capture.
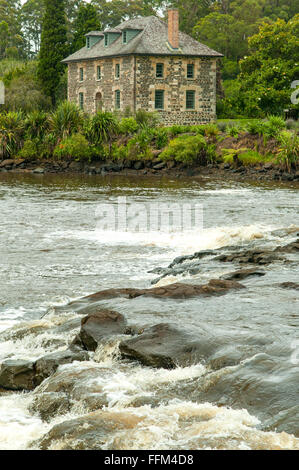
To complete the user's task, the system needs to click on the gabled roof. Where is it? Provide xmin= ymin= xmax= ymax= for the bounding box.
xmin=62 ymin=15 xmax=223 ymax=63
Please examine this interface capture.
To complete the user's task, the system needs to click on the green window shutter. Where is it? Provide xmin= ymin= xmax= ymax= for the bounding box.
xmin=115 ymin=90 xmax=120 ymax=109
xmin=187 ymin=64 xmax=194 ymax=79
xmin=123 ymin=31 xmax=127 ymax=44
xmin=79 ymin=92 xmax=84 ymax=110
xmin=79 ymin=67 xmax=83 ymax=81
xmin=104 ymin=34 xmax=108 ymax=46
xmin=156 ymin=63 xmax=164 ymax=78
xmin=97 ymin=66 xmax=101 ymax=80
xmin=115 ymin=63 xmax=120 ymax=78
xmin=186 ymin=90 xmax=195 ymax=109
xmin=155 ymin=90 xmax=164 ymax=110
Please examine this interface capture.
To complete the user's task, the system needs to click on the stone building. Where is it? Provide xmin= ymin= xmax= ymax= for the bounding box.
xmin=62 ymin=10 xmax=223 ymax=126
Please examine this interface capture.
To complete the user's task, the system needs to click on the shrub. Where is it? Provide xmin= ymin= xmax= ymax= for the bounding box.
xmin=127 ymin=129 xmax=154 ymax=160
xmin=17 ymin=139 xmax=39 ymax=160
xmin=263 ymin=115 xmax=286 ymax=138
xmin=48 ymin=101 xmax=84 ymax=141
xmin=118 ymin=117 xmax=139 ymax=135
xmin=135 ymin=109 xmax=160 ymax=128
xmin=25 ymin=110 xmax=49 ymax=140
xmin=246 ymin=120 xmax=265 ymax=136
xmin=159 ymin=134 xmax=212 ymax=165
xmin=84 ymin=111 xmax=119 ymax=144
xmin=153 ymin=128 xmax=169 ymax=149
xmin=53 ymin=133 xmax=95 ymax=161
xmin=277 ymin=130 xmax=299 ymax=170
xmin=168 ymin=124 xmax=190 ymax=137
xmin=285 ymin=119 xmax=299 ymax=131
xmin=0 ymin=111 xmax=25 ymax=157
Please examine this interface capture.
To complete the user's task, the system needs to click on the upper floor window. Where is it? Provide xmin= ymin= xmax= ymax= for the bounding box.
xmin=79 ymin=92 xmax=84 ymax=110
xmin=115 ymin=90 xmax=120 ymax=109
xmin=79 ymin=67 xmax=84 ymax=81
xmin=97 ymin=66 xmax=101 ymax=80
xmin=186 ymin=90 xmax=195 ymax=109
xmin=156 ymin=63 xmax=164 ymax=78
xmin=187 ymin=64 xmax=194 ymax=79
xmin=123 ymin=31 xmax=127 ymax=44
xmin=115 ymin=63 xmax=120 ymax=78
xmin=155 ymin=90 xmax=164 ymax=110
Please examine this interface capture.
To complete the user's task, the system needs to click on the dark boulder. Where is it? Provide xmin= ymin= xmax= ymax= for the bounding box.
xmin=35 ymin=349 xmax=89 ymax=384
xmin=120 ymin=323 xmax=214 ymax=369
xmin=278 ymin=282 xmax=299 ymax=290
xmin=75 ymin=309 xmax=127 ymax=351
xmin=220 ymin=267 xmax=266 ymax=281
xmin=29 ymin=392 xmax=71 ymax=422
xmin=0 ymin=359 xmax=36 ymax=391
xmin=35 ymin=410 xmax=142 ymax=450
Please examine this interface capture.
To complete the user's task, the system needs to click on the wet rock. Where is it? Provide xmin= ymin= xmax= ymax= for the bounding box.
xmin=0 ymin=159 xmax=14 ymax=168
xmin=153 ymin=162 xmax=166 ymax=170
xmin=220 ymin=267 xmax=266 ymax=281
xmin=35 ymin=349 xmax=89 ymax=383
xmin=168 ymin=250 xmax=214 ymax=268
xmin=76 ymin=309 xmax=126 ymax=351
xmin=35 ymin=410 xmax=142 ymax=450
xmin=51 ymin=317 xmax=82 ymax=334
xmin=196 ymin=353 xmax=299 ymax=436
xmin=29 ymin=392 xmax=71 ymax=422
xmin=133 ymin=161 xmax=144 ymax=170
xmin=70 ymin=279 xmax=245 ymax=307
xmin=33 ymin=167 xmax=45 ymax=174
xmin=278 ymin=282 xmax=299 ymax=290
xmin=214 ymin=249 xmax=282 ymax=265
xmin=275 ymin=238 xmax=299 ymax=253
xmin=120 ymin=323 xmax=212 ymax=369
xmin=0 ymin=359 xmax=36 ymax=391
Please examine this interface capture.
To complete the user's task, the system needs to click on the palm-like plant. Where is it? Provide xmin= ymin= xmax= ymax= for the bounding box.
xmin=0 ymin=111 xmax=25 ymax=158
xmin=25 ymin=110 xmax=49 ymax=140
xmin=48 ymin=101 xmax=84 ymax=142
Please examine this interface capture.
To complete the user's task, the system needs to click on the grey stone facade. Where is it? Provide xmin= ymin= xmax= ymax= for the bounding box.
xmin=68 ymin=55 xmax=217 ymax=126
xmin=63 ymin=15 xmax=222 ymax=126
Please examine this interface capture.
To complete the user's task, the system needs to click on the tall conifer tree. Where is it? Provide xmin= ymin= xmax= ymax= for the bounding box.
xmin=37 ymin=0 xmax=67 ymax=105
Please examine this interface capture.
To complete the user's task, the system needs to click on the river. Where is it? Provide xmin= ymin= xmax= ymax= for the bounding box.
xmin=0 ymin=172 xmax=298 ymax=450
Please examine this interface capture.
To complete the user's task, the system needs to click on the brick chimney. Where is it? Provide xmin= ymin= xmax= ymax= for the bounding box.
xmin=168 ymin=9 xmax=179 ymax=49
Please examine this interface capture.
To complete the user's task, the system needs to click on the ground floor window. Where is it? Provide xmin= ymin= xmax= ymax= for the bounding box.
xmin=115 ymin=90 xmax=120 ymax=109
xmin=79 ymin=92 xmax=84 ymax=109
xmin=155 ymin=90 xmax=164 ymax=110
xmin=186 ymin=90 xmax=195 ymax=109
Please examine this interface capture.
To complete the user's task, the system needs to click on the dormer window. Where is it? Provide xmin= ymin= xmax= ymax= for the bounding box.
xmin=123 ymin=31 xmax=127 ymax=44
xmin=86 ymin=37 xmax=90 ymax=48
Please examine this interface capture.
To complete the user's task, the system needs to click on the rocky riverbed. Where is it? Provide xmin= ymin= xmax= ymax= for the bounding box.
xmin=0 ymin=173 xmax=298 ymax=450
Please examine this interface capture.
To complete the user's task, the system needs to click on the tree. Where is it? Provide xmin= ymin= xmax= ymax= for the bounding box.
xmin=20 ymin=0 xmax=45 ymax=57
xmin=238 ymin=15 xmax=299 ymax=115
xmin=71 ymin=3 xmax=102 ymax=53
xmin=37 ymin=0 xmax=67 ymax=106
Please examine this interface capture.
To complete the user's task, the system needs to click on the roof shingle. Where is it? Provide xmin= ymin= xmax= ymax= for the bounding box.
xmin=62 ymin=15 xmax=223 ymax=63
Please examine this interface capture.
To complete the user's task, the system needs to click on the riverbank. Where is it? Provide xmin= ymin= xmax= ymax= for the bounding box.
xmin=1 ymin=157 xmax=299 ymax=183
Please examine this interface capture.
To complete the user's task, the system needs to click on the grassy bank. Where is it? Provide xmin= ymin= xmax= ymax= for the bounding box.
xmin=0 ymin=102 xmax=298 ymax=172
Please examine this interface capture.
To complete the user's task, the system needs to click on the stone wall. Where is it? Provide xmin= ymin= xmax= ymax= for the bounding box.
xmin=67 ymin=56 xmax=135 ymax=114
xmin=67 ymin=54 xmax=217 ymax=125
xmin=135 ymin=55 xmax=217 ymax=125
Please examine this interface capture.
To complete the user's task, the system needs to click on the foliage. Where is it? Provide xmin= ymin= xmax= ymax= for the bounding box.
xmin=48 ymin=101 xmax=84 ymax=141
xmin=53 ymin=133 xmax=95 ymax=161
xmin=71 ymin=3 xmax=102 ymax=53
xmin=84 ymin=111 xmax=119 ymax=144
xmin=118 ymin=117 xmax=139 ymax=135
xmin=159 ymin=134 xmax=214 ymax=165
xmin=0 ymin=110 xmax=24 ymax=157
xmin=277 ymin=130 xmax=299 ymax=170
xmin=37 ymin=0 xmax=67 ymax=105
xmin=135 ymin=109 xmax=160 ymax=129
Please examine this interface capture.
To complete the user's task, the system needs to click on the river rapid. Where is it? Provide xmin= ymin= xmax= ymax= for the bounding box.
xmin=0 ymin=172 xmax=298 ymax=450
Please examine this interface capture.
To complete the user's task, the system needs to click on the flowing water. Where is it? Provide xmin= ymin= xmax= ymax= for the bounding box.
xmin=0 ymin=172 xmax=298 ymax=450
